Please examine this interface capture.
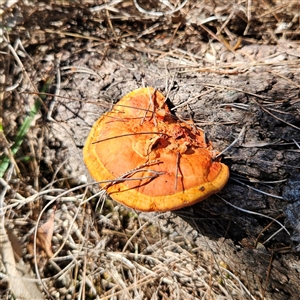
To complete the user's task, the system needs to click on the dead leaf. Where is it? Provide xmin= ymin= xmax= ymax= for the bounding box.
xmin=0 ymin=224 xmax=45 ymax=299
xmin=36 ymin=208 xmax=56 ymax=258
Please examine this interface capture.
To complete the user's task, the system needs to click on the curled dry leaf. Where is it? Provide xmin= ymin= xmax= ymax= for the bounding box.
xmin=36 ymin=209 xmax=55 ymax=258
xmin=83 ymin=87 xmax=229 ymax=212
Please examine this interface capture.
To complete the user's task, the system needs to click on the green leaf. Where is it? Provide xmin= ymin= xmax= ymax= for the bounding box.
xmin=0 ymin=80 xmax=52 ymax=178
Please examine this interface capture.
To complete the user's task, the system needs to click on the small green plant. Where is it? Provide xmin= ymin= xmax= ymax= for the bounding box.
xmin=0 ymin=80 xmax=52 ymax=178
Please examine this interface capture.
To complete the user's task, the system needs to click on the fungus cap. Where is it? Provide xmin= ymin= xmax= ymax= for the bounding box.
xmin=83 ymin=87 xmax=229 ymax=212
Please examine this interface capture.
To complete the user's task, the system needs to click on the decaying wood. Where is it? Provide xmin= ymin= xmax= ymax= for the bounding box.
xmin=47 ymin=42 xmax=300 ymax=299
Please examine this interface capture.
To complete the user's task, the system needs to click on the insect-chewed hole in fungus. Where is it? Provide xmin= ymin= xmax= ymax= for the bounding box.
xmin=83 ymin=87 xmax=229 ymax=212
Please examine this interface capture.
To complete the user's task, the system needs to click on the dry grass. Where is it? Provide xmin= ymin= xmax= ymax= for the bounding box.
xmin=1 ymin=0 xmax=299 ymax=299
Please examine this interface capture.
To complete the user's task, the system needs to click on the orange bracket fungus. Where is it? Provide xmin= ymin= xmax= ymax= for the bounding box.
xmin=83 ymin=87 xmax=229 ymax=212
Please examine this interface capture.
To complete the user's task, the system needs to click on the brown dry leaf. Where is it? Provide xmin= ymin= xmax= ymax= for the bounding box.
xmin=36 ymin=209 xmax=55 ymax=258
xmin=0 ymin=224 xmax=45 ymax=299
xmin=6 ymin=226 xmax=23 ymax=261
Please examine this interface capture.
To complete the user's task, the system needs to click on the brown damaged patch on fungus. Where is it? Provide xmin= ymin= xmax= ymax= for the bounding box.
xmin=83 ymin=87 xmax=229 ymax=212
